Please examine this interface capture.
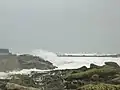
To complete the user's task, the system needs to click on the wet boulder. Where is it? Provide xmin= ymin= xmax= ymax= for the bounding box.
xmin=105 ymin=62 xmax=120 ymax=68
xmin=90 ymin=63 xmax=100 ymax=69
xmin=6 ymin=83 xmax=40 ymax=90
xmin=91 ymin=74 xmax=99 ymax=81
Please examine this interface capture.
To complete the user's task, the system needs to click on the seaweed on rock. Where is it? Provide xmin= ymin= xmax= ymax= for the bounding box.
xmin=78 ymin=83 xmax=120 ymax=90
xmin=65 ymin=65 xmax=118 ymax=81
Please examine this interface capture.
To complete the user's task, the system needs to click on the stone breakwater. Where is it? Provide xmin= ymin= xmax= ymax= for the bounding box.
xmin=0 ymin=54 xmax=56 ymax=72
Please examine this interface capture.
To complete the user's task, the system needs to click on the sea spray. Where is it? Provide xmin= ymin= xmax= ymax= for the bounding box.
xmin=30 ymin=49 xmax=120 ymax=69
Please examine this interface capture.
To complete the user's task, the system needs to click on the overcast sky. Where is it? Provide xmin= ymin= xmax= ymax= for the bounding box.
xmin=0 ymin=0 xmax=120 ymax=53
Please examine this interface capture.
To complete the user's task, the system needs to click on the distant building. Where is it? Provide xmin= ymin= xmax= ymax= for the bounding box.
xmin=0 ymin=49 xmax=10 ymax=55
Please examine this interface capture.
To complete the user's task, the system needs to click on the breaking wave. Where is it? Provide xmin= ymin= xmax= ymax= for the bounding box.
xmin=30 ymin=49 xmax=120 ymax=69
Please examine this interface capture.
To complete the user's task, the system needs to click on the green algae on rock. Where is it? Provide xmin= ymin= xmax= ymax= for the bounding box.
xmin=78 ymin=83 xmax=120 ymax=90
xmin=65 ymin=65 xmax=117 ymax=81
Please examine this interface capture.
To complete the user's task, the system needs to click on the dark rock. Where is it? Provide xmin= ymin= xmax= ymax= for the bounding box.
xmin=77 ymin=80 xmax=86 ymax=86
xmin=0 ymin=54 xmax=56 ymax=72
xmin=78 ymin=66 xmax=88 ymax=71
xmin=9 ymin=74 xmax=37 ymax=88
xmin=18 ymin=54 xmax=57 ymax=70
xmin=0 ymin=49 xmax=10 ymax=55
xmin=78 ymin=83 xmax=120 ymax=90
xmin=41 ymin=74 xmax=64 ymax=90
xmin=64 ymin=81 xmax=77 ymax=89
xmin=111 ymin=77 xmax=120 ymax=84
xmin=31 ymin=72 xmax=64 ymax=90
xmin=0 ymin=81 xmax=7 ymax=90
xmin=71 ymin=71 xmax=78 ymax=74
xmin=105 ymin=62 xmax=120 ymax=68
xmin=6 ymin=83 xmax=40 ymax=90
xmin=114 ymin=74 xmax=120 ymax=78
xmin=90 ymin=63 xmax=100 ymax=69
xmin=91 ymin=74 xmax=99 ymax=81
xmin=0 ymin=55 xmax=21 ymax=72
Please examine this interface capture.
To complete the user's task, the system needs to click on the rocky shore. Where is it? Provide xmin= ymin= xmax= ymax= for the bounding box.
xmin=0 ymin=61 xmax=120 ymax=90
xmin=0 ymin=54 xmax=56 ymax=72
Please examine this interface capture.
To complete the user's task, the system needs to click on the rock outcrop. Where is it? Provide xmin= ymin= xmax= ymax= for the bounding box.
xmin=0 ymin=55 xmax=21 ymax=72
xmin=105 ymin=62 xmax=120 ymax=68
xmin=6 ymin=83 xmax=40 ymax=90
xmin=0 ymin=54 xmax=56 ymax=72
xmin=18 ymin=54 xmax=56 ymax=70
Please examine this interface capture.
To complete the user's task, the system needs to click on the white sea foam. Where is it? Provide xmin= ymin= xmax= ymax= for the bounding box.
xmin=0 ymin=69 xmax=50 ymax=79
xmin=30 ymin=49 xmax=120 ymax=69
